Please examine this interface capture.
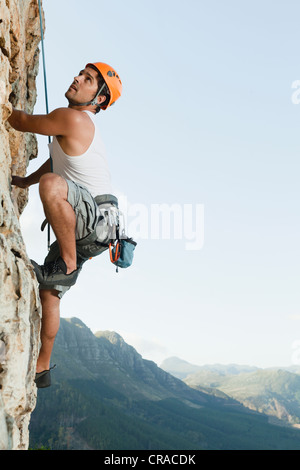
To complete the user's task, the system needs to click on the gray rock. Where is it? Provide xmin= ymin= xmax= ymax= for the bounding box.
xmin=0 ymin=0 xmax=42 ymax=450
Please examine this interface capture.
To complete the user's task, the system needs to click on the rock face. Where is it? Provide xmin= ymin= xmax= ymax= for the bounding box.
xmin=0 ymin=0 xmax=42 ymax=450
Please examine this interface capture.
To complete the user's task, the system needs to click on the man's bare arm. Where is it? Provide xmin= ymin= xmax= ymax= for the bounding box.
xmin=7 ymin=107 xmax=81 ymax=137
xmin=12 ymin=158 xmax=52 ymax=189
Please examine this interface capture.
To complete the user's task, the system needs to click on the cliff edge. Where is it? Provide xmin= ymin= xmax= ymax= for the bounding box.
xmin=0 ymin=0 xmax=43 ymax=450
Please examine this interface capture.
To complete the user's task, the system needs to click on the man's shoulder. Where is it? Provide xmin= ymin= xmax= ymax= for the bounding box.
xmin=51 ymin=108 xmax=94 ymax=139
xmin=52 ymin=107 xmax=95 ymax=133
xmin=52 ymin=107 xmax=86 ymax=123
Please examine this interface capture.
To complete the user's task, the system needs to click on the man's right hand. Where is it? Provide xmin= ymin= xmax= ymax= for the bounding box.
xmin=11 ymin=175 xmax=29 ymax=189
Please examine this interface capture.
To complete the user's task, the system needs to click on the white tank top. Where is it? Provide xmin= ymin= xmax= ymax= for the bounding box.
xmin=48 ymin=110 xmax=114 ymax=197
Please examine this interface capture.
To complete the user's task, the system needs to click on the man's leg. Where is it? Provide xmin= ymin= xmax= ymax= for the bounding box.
xmin=36 ymin=289 xmax=60 ymax=373
xmin=39 ymin=173 xmax=77 ymax=274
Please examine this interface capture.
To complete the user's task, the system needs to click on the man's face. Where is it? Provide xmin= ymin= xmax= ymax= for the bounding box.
xmin=65 ymin=67 xmax=99 ymax=105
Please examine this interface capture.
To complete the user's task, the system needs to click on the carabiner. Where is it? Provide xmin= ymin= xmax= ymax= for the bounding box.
xmin=109 ymin=241 xmax=121 ymax=263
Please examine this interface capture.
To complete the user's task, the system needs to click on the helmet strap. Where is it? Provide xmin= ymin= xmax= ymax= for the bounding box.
xmin=68 ymin=82 xmax=107 ymax=107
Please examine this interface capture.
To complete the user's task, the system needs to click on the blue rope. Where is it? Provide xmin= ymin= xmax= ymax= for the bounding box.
xmin=38 ymin=0 xmax=52 ymax=250
xmin=38 ymin=0 xmax=51 ymax=149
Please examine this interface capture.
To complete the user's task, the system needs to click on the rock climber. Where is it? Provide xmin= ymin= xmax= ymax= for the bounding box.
xmin=8 ymin=62 xmax=122 ymax=388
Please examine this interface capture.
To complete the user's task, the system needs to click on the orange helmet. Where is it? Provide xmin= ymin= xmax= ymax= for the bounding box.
xmin=86 ymin=62 xmax=122 ymax=110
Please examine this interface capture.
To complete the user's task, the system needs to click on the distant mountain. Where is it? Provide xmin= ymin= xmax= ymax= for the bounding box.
xmin=29 ymin=319 xmax=300 ymax=450
xmin=161 ymin=357 xmax=300 ymax=427
xmin=160 ymin=357 xmax=258 ymax=379
xmin=159 ymin=357 xmax=203 ymax=379
xmin=185 ymin=368 xmax=300 ymax=426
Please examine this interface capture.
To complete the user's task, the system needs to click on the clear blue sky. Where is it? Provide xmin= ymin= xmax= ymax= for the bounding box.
xmin=21 ymin=0 xmax=300 ymax=368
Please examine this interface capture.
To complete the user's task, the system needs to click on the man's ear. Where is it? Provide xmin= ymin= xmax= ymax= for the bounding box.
xmin=97 ymin=95 xmax=107 ymax=106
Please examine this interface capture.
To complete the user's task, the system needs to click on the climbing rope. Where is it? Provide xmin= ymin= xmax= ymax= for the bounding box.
xmin=38 ymin=0 xmax=52 ymax=250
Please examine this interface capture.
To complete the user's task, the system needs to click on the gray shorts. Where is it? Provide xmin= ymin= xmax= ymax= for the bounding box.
xmin=39 ymin=178 xmax=118 ymax=299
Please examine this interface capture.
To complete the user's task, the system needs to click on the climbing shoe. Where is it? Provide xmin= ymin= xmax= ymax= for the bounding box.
xmin=35 ymin=365 xmax=56 ymax=389
xmin=31 ymin=256 xmax=80 ymax=287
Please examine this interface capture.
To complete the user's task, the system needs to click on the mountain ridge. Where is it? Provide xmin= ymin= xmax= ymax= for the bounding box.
xmin=29 ymin=318 xmax=300 ymax=450
xmin=160 ymin=356 xmax=259 ymax=379
xmin=161 ymin=356 xmax=300 ymax=426
xmin=53 ymin=318 xmax=235 ymax=405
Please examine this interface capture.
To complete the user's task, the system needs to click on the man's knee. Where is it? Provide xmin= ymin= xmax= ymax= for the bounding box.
xmin=39 ymin=173 xmax=68 ymax=201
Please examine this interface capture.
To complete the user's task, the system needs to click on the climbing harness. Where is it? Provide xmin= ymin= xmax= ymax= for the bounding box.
xmin=38 ymin=0 xmax=53 ymax=251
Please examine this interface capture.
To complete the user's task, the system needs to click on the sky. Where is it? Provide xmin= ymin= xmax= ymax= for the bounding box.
xmin=20 ymin=0 xmax=300 ymax=369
